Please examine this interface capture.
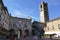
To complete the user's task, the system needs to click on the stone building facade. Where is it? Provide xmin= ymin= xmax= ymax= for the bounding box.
xmin=0 ymin=0 xmax=60 ymax=38
xmin=44 ymin=18 xmax=60 ymax=35
xmin=0 ymin=0 xmax=32 ymax=38
xmin=9 ymin=16 xmax=32 ymax=38
xmin=0 ymin=0 xmax=9 ymax=34
xmin=40 ymin=1 xmax=60 ymax=36
xmin=32 ymin=21 xmax=45 ymax=36
xmin=32 ymin=1 xmax=60 ymax=37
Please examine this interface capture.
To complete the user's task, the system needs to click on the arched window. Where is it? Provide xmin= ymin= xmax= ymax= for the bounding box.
xmin=40 ymin=5 xmax=42 ymax=11
xmin=41 ymin=5 xmax=42 ymax=8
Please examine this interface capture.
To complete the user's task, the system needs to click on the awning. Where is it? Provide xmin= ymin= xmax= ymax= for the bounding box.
xmin=44 ymin=31 xmax=60 ymax=34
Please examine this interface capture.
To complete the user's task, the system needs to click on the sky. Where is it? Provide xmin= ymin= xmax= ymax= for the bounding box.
xmin=3 ymin=0 xmax=60 ymax=22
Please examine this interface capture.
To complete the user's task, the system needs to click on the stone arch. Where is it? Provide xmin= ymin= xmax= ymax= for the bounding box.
xmin=32 ymin=29 xmax=35 ymax=36
xmin=24 ymin=29 xmax=29 ymax=36
xmin=9 ymin=29 xmax=15 ymax=39
xmin=9 ymin=29 xmax=15 ymax=35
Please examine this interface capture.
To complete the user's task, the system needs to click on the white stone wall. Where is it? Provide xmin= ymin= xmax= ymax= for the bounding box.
xmin=45 ymin=19 xmax=60 ymax=34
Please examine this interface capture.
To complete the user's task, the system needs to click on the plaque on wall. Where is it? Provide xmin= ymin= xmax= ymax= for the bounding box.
xmin=16 ymin=21 xmax=23 ymax=28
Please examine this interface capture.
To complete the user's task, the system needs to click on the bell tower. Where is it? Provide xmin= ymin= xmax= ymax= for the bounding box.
xmin=40 ymin=1 xmax=49 ymax=23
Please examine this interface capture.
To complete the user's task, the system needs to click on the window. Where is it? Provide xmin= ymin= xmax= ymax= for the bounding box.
xmin=52 ymin=26 xmax=54 ymax=30
xmin=24 ymin=22 xmax=27 ymax=28
xmin=48 ymin=27 xmax=49 ymax=30
xmin=1 ymin=8 xmax=2 ymax=11
xmin=58 ymin=24 xmax=60 ymax=29
xmin=40 ymin=5 xmax=42 ymax=11
xmin=13 ymin=23 xmax=16 ymax=27
xmin=44 ymin=4 xmax=47 ymax=10
xmin=41 ymin=5 xmax=42 ymax=8
xmin=0 ymin=15 xmax=1 ymax=21
xmin=0 ymin=15 xmax=1 ymax=17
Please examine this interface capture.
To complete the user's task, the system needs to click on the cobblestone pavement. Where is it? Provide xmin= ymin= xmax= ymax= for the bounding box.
xmin=41 ymin=38 xmax=60 ymax=40
xmin=19 ymin=38 xmax=60 ymax=40
xmin=19 ymin=37 xmax=60 ymax=40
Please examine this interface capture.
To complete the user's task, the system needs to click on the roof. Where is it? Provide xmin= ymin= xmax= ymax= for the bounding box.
xmin=10 ymin=16 xmax=31 ymax=20
xmin=33 ymin=21 xmax=46 ymax=24
xmin=47 ymin=17 xmax=60 ymax=22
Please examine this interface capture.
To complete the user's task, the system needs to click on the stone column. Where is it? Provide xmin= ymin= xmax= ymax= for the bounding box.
xmin=18 ymin=31 xmax=20 ymax=39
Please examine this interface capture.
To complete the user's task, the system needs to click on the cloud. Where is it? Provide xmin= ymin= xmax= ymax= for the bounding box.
xmin=11 ymin=10 xmax=26 ymax=17
xmin=11 ymin=9 xmax=34 ymax=17
xmin=11 ymin=9 xmax=39 ymax=21
xmin=30 ymin=16 xmax=39 ymax=21
xmin=11 ymin=10 xmax=21 ymax=17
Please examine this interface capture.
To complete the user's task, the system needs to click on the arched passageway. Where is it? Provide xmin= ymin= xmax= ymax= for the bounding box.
xmin=9 ymin=29 xmax=15 ymax=35
xmin=24 ymin=29 xmax=29 ymax=36
xmin=32 ymin=29 xmax=35 ymax=36
xmin=9 ymin=29 xmax=15 ymax=40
